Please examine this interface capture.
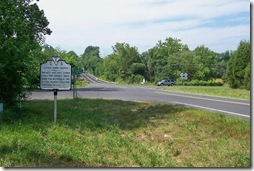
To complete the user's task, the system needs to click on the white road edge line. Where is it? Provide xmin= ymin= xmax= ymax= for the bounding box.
xmin=156 ymin=91 xmax=249 ymax=106
xmin=173 ymin=101 xmax=250 ymax=118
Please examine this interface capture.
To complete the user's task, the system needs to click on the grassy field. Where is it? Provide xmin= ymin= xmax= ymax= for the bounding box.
xmin=156 ymin=85 xmax=250 ymax=100
xmin=0 ymin=98 xmax=250 ymax=167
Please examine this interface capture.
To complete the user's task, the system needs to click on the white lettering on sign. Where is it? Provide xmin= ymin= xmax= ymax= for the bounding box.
xmin=40 ymin=58 xmax=72 ymax=90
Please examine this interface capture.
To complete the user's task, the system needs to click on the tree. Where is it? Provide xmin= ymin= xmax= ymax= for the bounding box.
xmin=0 ymin=0 xmax=51 ymax=105
xmin=226 ymin=40 xmax=250 ymax=89
xmin=214 ymin=51 xmax=232 ymax=80
xmin=100 ymin=54 xmax=119 ymax=81
xmin=81 ymin=46 xmax=101 ymax=75
xmin=63 ymin=50 xmax=81 ymax=69
xmin=244 ymin=62 xmax=250 ymax=90
xmin=177 ymin=51 xmax=197 ymax=81
xmin=146 ymin=37 xmax=188 ymax=82
xmin=193 ymin=45 xmax=217 ymax=81
xmin=112 ymin=42 xmax=141 ymax=81
xmin=130 ymin=63 xmax=147 ymax=76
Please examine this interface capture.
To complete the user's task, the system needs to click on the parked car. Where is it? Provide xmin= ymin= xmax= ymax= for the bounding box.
xmin=157 ymin=79 xmax=175 ymax=86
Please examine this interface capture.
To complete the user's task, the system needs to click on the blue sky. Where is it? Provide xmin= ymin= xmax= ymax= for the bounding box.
xmin=37 ymin=0 xmax=250 ymax=56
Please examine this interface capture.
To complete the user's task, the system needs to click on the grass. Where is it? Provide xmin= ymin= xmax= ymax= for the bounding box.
xmin=157 ymin=85 xmax=250 ymax=100
xmin=0 ymin=98 xmax=250 ymax=167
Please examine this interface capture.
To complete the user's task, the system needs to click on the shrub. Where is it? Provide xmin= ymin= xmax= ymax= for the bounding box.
xmin=182 ymin=80 xmax=224 ymax=86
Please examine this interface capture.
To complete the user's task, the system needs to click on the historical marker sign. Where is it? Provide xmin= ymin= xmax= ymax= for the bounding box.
xmin=40 ymin=57 xmax=72 ymax=90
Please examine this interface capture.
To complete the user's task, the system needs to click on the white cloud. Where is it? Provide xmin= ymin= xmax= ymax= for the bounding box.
xmin=37 ymin=0 xmax=250 ymax=56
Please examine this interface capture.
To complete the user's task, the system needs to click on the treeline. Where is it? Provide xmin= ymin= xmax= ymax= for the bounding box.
xmin=95 ymin=38 xmax=228 ymax=84
xmin=81 ymin=37 xmax=250 ymax=89
xmin=6 ymin=37 xmax=251 ymax=96
xmin=0 ymin=0 xmax=250 ymax=106
xmin=27 ymin=38 xmax=251 ymax=91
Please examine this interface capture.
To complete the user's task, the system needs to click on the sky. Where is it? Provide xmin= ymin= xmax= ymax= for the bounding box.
xmin=37 ymin=0 xmax=250 ymax=57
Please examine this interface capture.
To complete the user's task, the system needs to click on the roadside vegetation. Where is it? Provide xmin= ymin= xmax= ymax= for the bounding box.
xmin=157 ymin=85 xmax=250 ymax=100
xmin=0 ymin=99 xmax=250 ymax=167
xmin=74 ymin=75 xmax=89 ymax=88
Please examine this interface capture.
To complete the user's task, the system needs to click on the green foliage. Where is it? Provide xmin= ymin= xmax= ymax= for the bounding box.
xmin=130 ymin=63 xmax=147 ymax=76
xmin=146 ymin=37 xmax=186 ymax=82
xmin=99 ymin=54 xmax=119 ymax=81
xmin=81 ymin=46 xmax=101 ymax=75
xmin=226 ymin=41 xmax=250 ymax=89
xmin=181 ymin=80 xmax=223 ymax=86
xmin=214 ymin=51 xmax=232 ymax=80
xmin=113 ymin=42 xmax=141 ymax=80
xmin=176 ymin=51 xmax=197 ymax=80
xmin=139 ymin=38 xmax=223 ymax=84
xmin=157 ymin=85 xmax=250 ymax=100
xmin=129 ymin=74 xmax=144 ymax=84
xmin=0 ymin=0 xmax=51 ymax=105
xmin=97 ymin=43 xmax=142 ymax=82
xmin=38 ymin=37 xmax=246 ymax=88
xmin=243 ymin=62 xmax=250 ymax=90
xmin=90 ymin=37 xmax=251 ymax=88
xmin=64 ymin=50 xmax=81 ymax=68
xmin=192 ymin=45 xmax=217 ymax=81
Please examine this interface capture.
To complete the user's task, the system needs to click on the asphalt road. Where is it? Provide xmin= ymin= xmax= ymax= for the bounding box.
xmin=31 ymin=73 xmax=251 ymax=120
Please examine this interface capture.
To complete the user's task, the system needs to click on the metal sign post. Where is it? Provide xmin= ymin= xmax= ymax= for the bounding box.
xmin=72 ymin=68 xmax=83 ymax=108
xmin=40 ymin=57 xmax=71 ymax=124
xmin=53 ymin=89 xmax=58 ymax=124
xmin=72 ymin=74 xmax=77 ymax=108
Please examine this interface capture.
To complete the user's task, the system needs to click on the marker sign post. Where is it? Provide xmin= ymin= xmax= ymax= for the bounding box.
xmin=40 ymin=57 xmax=72 ymax=124
xmin=72 ymin=68 xmax=83 ymax=107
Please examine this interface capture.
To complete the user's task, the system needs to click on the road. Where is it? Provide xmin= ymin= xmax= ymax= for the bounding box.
xmin=31 ymin=73 xmax=251 ymax=120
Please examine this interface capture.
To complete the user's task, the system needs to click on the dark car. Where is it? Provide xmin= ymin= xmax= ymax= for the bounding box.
xmin=157 ymin=79 xmax=175 ymax=86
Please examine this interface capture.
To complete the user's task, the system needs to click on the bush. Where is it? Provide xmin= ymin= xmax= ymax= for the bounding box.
xmin=180 ymin=80 xmax=223 ymax=86
xmin=129 ymin=74 xmax=143 ymax=84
